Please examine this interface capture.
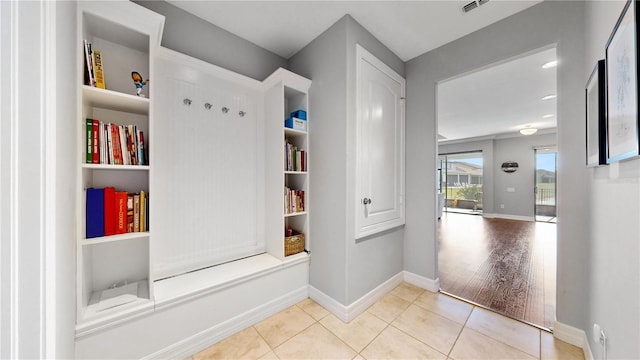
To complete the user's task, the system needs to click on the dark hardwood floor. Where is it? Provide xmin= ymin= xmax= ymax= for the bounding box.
xmin=438 ymin=212 xmax=556 ymax=329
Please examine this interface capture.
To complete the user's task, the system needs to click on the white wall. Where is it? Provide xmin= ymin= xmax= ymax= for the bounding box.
xmin=584 ymin=1 xmax=640 ymax=358
xmin=406 ymin=1 xmax=588 ymax=330
xmin=54 ymin=1 xmax=79 ymax=357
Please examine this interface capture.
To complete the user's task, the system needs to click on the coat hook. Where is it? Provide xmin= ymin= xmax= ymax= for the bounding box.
xmin=239 ymin=110 xmax=246 ymax=117
xmin=221 ymin=106 xmax=229 ymax=114
xmin=183 ymin=98 xmax=192 ymax=106
xmin=204 ymin=103 xmax=212 ymax=110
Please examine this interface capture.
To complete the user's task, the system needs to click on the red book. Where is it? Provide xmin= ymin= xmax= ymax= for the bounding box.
xmin=92 ymin=119 xmax=99 ymax=164
xmin=103 ymin=187 xmax=116 ymax=236
xmin=115 ymin=191 xmax=128 ymax=234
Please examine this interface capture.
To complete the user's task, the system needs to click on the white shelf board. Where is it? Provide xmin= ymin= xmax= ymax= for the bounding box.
xmin=284 ymin=171 xmax=308 ymax=175
xmin=76 ymin=279 xmax=152 ymax=337
xmin=284 ymin=211 xmax=307 ymax=218
xmin=82 ymin=163 xmax=150 ymax=171
xmin=284 ymin=127 xmax=307 ymax=137
xmin=83 ymin=85 xmax=149 ymax=115
xmin=154 ymin=253 xmax=309 ymax=309
xmin=82 ymin=232 xmax=149 ymax=245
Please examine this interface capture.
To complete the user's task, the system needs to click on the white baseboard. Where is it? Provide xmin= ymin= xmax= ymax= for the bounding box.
xmin=309 ymin=272 xmax=404 ymax=323
xmin=309 ymin=271 xmax=440 ymax=323
xmin=484 ymin=213 xmax=535 ymax=222
xmin=144 ymin=286 xmax=308 ymax=359
xmin=554 ymin=321 xmax=593 ymax=360
xmin=403 ymin=271 xmax=439 ymax=292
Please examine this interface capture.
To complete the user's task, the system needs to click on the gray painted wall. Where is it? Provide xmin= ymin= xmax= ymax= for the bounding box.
xmin=289 ymin=15 xmax=405 ymax=305
xmin=133 ymin=1 xmax=288 ymax=81
xmin=440 ymin=133 xmax=556 ymax=218
xmin=585 ymin=1 xmax=640 ymax=359
xmin=288 ymin=17 xmax=349 ymax=304
xmin=405 ymin=1 xmax=587 ymax=330
xmin=344 ymin=16 xmax=405 ymax=304
xmin=493 ymin=133 xmax=556 ymax=218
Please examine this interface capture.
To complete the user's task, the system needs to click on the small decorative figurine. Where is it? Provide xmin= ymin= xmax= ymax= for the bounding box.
xmin=131 ymin=71 xmax=148 ymax=97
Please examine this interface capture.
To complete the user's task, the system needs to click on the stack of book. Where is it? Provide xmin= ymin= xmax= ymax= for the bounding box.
xmin=86 ymin=187 xmax=149 ymax=238
xmin=83 ymin=40 xmax=105 ymax=89
xmin=86 ymin=119 xmax=146 ymax=166
xmin=284 ymin=141 xmax=307 ymax=172
xmin=284 ymin=186 xmax=305 ymax=214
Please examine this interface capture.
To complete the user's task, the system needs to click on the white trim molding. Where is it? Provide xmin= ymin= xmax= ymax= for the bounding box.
xmin=309 ymin=271 xmax=440 ymax=323
xmin=554 ymin=321 xmax=593 ymax=360
xmin=309 ymin=273 xmax=404 ymax=323
xmin=403 ymin=271 xmax=440 ymax=292
xmin=144 ymin=286 xmax=308 ymax=360
xmin=483 ymin=213 xmax=535 ymax=222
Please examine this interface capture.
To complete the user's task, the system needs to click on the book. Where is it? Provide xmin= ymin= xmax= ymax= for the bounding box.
xmin=137 ymin=129 xmax=145 ymax=165
xmin=86 ymin=188 xmax=104 ymax=238
xmin=92 ymin=49 xmax=105 ymax=89
xmin=145 ymin=193 xmax=149 ymax=231
xmin=86 ymin=118 xmax=93 ymax=163
xmin=116 ymin=191 xmax=128 ymax=234
xmin=92 ymin=119 xmax=99 ymax=164
xmin=127 ymin=194 xmax=134 ymax=233
xmin=133 ymin=193 xmax=140 ymax=232
xmin=140 ymin=190 xmax=146 ymax=232
xmin=103 ymin=187 xmax=116 ymax=236
xmin=83 ymin=40 xmax=95 ymax=87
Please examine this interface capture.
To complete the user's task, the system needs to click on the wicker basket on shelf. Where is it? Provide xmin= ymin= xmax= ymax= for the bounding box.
xmin=284 ymin=232 xmax=305 ymax=256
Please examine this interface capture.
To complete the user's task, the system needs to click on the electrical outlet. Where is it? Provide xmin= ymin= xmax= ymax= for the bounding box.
xmin=500 ymin=204 xmax=505 ymax=209
xmin=593 ymin=324 xmax=601 ymax=342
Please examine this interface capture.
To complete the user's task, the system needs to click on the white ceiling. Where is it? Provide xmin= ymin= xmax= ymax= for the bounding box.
xmin=167 ymin=0 xmax=541 ymax=61
xmin=167 ymin=0 xmax=554 ymax=142
xmin=438 ymin=47 xmax=557 ymax=142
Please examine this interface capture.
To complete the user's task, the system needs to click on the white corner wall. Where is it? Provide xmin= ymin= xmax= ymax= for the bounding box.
xmin=584 ymin=1 xmax=640 ymax=359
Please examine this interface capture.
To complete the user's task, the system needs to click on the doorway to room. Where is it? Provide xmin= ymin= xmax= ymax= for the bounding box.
xmin=438 ymin=151 xmax=483 ymax=215
xmin=436 ymin=46 xmax=557 ymax=330
xmin=535 ymin=147 xmax=557 ymax=222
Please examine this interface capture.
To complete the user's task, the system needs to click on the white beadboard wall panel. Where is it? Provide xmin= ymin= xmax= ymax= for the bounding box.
xmin=152 ymin=51 xmax=265 ymax=280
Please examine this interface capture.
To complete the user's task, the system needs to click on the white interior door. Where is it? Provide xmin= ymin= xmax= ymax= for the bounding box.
xmin=355 ymin=45 xmax=405 ymax=239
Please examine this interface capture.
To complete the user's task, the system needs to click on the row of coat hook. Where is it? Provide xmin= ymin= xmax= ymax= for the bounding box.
xmin=183 ymin=98 xmax=247 ymax=117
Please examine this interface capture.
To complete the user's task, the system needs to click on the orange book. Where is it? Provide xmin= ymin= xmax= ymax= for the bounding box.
xmin=115 ymin=191 xmax=128 ymax=234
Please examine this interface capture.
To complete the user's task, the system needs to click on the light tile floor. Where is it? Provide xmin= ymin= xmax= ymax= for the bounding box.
xmin=192 ymin=282 xmax=584 ymax=360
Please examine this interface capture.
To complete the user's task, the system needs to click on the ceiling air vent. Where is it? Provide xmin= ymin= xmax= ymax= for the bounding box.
xmin=462 ymin=0 xmax=489 ymax=13
xmin=462 ymin=1 xmax=478 ymax=13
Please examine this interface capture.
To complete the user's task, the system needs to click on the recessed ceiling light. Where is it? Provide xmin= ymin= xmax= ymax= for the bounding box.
xmin=543 ymin=114 xmax=554 ymax=118
xmin=520 ymin=127 xmax=538 ymax=135
xmin=542 ymin=60 xmax=558 ymax=69
xmin=541 ymin=94 xmax=556 ymax=101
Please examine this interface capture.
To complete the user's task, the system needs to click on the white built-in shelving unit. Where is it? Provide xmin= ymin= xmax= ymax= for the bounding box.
xmin=264 ymin=69 xmax=311 ymax=261
xmin=75 ymin=2 xmax=164 ymax=336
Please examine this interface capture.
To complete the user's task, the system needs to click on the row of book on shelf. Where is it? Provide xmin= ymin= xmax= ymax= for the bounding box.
xmin=86 ymin=119 xmax=146 ymax=166
xmin=83 ymin=40 xmax=105 ymax=89
xmin=284 ymin=141 xmax=307 ymax=172
xmin=284 ymin=186 xmax=305 ymax=214
xmin=86 ymin=187 xmax=149 ymax=239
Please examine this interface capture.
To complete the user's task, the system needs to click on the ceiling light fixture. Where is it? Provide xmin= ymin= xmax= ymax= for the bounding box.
xmin=543 ymin=114 xmax=554 ymax=118
xmin=541 ymin=94 xmax=556 ymax=101
xmin=520 ymin=126 xmax=538 ymax=135
xmin=541 ymin=60 xmax=558 ymax=69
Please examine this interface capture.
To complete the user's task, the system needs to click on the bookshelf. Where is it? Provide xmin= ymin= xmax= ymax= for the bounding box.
xmin=264 ymin=69 xmax=311 ymax=261
xmin=75 ymin=2 xmax=164 ymax=336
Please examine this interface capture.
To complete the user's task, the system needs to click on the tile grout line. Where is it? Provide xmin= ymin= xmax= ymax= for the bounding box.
xmin=446 ymin=303 xmax=476 ymax=359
